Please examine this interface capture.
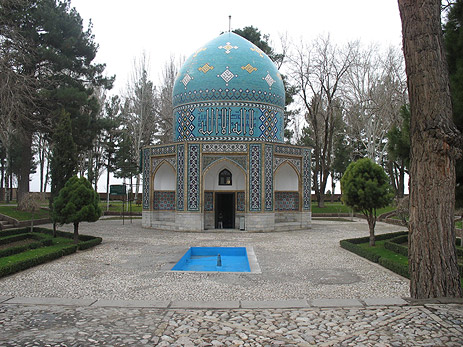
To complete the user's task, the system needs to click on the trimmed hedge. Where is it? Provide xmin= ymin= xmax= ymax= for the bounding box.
xmin=379 ymin=257 xmax=409 ymax=279
xmin=341 ymin=231 xmax=463 ymax=280
xmin=339 ymin=240 xmax=381 ymax=263
xmin=384 ymin=234 xmax=409 ymax=257
xmin=0 ymin=226 xmax=101 ymax=278
xmin=0 ymin=245 xmax=77 ymax=278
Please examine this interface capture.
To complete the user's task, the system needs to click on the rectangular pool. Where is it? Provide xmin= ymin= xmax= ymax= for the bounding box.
xmin=171 ymin=247 xmax=251 ymax=272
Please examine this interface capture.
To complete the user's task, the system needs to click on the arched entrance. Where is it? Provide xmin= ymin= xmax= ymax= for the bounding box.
xmin=203 ymin=159 xmax=246 ymax=229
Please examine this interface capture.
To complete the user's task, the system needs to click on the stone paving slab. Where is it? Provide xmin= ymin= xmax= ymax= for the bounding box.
xmin=241 ymin=299 xmax=309 ymax=309
xmin=170 ymin=300 xmax=240 ymax=309
xmin=0 ymin=295 xmax=12 ymax=303
xmin=1 ymin=302 xmax=462 ymax=346
xmin=5 ymin=296 xmax=96 ymax=306
xmin=92 ymin=299 xmax=170 ymax=308
xmin=363 ymin=297 xmax=408 ymax=306
xmin=311 ymin=298 xmax=363 ymax=307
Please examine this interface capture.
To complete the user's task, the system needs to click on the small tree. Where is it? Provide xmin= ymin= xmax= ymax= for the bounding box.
xmin=341 ymin=158 xmax=394 ymax=246
xmin=18 ymin=193 xmax=41 ymax=233
xmin=52 ymin=176 xmax=101 ymax=243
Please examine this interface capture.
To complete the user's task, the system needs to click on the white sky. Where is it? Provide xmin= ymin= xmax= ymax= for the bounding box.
xmin=30 ymin=0 xmax=404 ymax=192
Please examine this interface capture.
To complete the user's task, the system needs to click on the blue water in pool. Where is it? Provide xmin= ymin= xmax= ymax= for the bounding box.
xmin=171 ymin=247 xmax=250 ymax=272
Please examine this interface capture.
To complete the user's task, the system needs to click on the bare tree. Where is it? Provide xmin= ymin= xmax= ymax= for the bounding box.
xmin=344 ymin=44 xmax=407 ymax=163
xmin=398 ymin=0 xmax=462 ymax=298
xmin=121 ymin=53 xmax=158 ymax=195
xmin=290 ymin=35 xmax=354 ymax=207
xmin=155 ymin=56 xmax=183 ymax=144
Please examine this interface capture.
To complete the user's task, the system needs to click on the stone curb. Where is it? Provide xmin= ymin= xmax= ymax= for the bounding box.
xmin=4 ymin=296 xmax=455 ymax=309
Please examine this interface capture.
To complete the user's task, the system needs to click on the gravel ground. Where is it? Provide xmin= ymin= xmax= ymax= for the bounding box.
xmin=0 ymin=219 xmax=410 ymax=301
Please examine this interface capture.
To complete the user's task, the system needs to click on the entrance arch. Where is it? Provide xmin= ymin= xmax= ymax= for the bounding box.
xmin=203 ymin=159 xmax=246 ymax=229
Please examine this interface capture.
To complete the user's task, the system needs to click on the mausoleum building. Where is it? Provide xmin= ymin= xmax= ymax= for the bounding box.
xmin=142 ymin=32 xmax=311 ymax=231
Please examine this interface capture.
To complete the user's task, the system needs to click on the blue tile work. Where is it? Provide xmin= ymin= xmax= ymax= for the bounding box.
xmin=142 ymin=148 xmax=151 ymax=210
xmin=302 ymin=148 xmax=311 ymax=211
xmin=172 ymin=33 xmax=285 ymax=143
xmin=142 ymin=145 xmax=177 ymax=210
xmin=249 ymin=144 xmax=262 ymax=211
xmin=187 ymin=144 xmax=200 ymax=211
xmin=202 ymin=155 xmax=247 ymax=173
xmin=204 ymin=191 xmax=214 ymax=211
xmin=273 ymin=157 xmax=301 ymax=175
xmin=275 ymin=191 xmax=299 ymax=211
xmin=174 ymin=102 xmax=283 ymax=143
xmin=237 ymin=191 xmax=245 ymax=211
xmin=264 ymin=144 xmax=273 ymax=211
xmin=202 ymin=143 xmax=248 ymax=153
xmin=176 ymin=144 xmax=185 ymax=211
xmin=153 ymin=191 xmax=175 ymax=210
xmin=275 ymin=145 xmax=302 ymax=156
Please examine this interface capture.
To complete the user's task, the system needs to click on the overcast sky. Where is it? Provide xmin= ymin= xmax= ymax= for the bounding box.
xmin=72 ymin=0 xmax=404 ymax=93
xmin=31 ymin=0 xmax=404 ymax=192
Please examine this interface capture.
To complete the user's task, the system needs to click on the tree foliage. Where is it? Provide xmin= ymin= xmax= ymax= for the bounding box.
xmin=52 ymin=176 xmax=101 ymax=243
xmin=341 ymin=158 xmax=394 ymax=246
xmin=0 ymin=0 xmax=112 ymax=202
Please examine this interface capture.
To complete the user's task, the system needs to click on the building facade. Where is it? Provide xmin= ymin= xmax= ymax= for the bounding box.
xmin=142 ymin=32 xmax=311 ymax=231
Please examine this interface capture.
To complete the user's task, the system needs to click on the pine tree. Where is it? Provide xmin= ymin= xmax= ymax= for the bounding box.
xmin=52 ymin=176 xmax=101 ymax=243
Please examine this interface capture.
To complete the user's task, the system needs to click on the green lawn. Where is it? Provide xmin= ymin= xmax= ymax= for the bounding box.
xmin=312 ymin=202 xmax=395 ymax=216
xmin=0 ymin=206 xmax=50 ymax=221
xmin=99 ymin=200 xmax=142 ymax=213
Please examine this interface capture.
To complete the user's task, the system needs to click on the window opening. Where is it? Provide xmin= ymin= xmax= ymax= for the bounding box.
xmin=219 ymin=169 xmax=232 ymax=185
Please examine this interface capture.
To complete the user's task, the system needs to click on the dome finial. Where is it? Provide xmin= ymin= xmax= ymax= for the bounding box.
xmin=228 ymin=15 xmax=231 ymax=32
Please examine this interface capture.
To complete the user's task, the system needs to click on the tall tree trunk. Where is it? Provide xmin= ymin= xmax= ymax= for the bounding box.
xmin=17 ymin=132 xmax=32 ymax=204
xmin=398 ymin=0 xmax=462 ymax=298
xmin=73 ymin=222 xmax=79 ymax=244
xmin=106 ymin=159 xmax=110 ymax=212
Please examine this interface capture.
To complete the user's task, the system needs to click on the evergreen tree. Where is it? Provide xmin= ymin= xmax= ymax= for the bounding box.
xmin=386 ymin=104 xmax=410 ymax=198
xmin=341 ymin=158 xmax=394 ymax=246
xmin=52 ymin=176 xmax=101 ymax=243
xmin=50 ymin=109 xmax=78 ymax=208
xmin=0 ymin=0 xmax=113 ymax=203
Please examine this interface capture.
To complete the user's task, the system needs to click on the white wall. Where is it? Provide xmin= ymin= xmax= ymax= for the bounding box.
xmin=203 ymin=160 xmax=245 ymax=191
xmin=274 ymin=163 xmax=298 ymax=191
xmin=153 ymin=162 xmax=176 ymax=190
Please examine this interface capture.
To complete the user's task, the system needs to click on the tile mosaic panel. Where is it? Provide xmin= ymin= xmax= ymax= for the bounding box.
xmin=187 ymin=144 xmax=200 ymax=211
xmin=302 ymin=149 xmax=311 ymax=211
xmin=249 ymin=144 xmax=262 ymax=211
xmin=176 ymin=144 xmax=185 ymax=211
xmin=204 ymin=191 xmax=214 ymax=211
xmin=264 ymin=144 xmax=273 ymax=211
xmin=142 ymin=148 xmax=151 ymax=210
xmin=275 ymin=145 xmax=302 ymax=156
xmin=174 ymin=102 xmax=283 ymax=142
xmin=237 ymin=191 xmax=245 ymax=211
xmin=275 ymin=191 xmax=299 ymax=211
xmin=202 ymin=155 xmax=247 ymax=172
xmin=202 ymin=143 xmax=248 ymax=153
xmin=274 ymin=157 xmax=301 ymax=174
xmin=153 ymin=191 xmax=175 ymax=210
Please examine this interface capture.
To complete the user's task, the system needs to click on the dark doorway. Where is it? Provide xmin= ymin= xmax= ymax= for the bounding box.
xmin=215 ymin=192 xmax=235 ymax=229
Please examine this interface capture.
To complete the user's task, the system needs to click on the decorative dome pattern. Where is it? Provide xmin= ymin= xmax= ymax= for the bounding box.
xmin=173 ymin=32 xmax=285 ymax=143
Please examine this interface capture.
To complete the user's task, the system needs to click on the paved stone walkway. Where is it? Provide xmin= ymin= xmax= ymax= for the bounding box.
xmin=1 ymin=298 xmax=463 ymax=346
xmin=1 ymin=219 xmax=463 ymax=345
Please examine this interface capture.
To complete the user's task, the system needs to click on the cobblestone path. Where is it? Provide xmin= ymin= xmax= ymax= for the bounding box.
xmin=1 ymin=303 xmax=462 ymax=346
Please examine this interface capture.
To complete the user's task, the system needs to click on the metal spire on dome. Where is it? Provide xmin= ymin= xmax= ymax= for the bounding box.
xmin=228 ymin=15 xmax=231 ymax=32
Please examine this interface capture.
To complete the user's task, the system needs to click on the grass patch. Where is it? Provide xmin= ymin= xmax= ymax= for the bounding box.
xmin=457 ymin=220 xmax=462 ymax=229
xmin=312 ymin=202 xmax=395 ymax=216
xmin=99 ymin=200 xmax=142 ymax=213
xmin=0 ymin=205 xmax=49 ymax=221
xmin=0 ymin=227 xmax=101 ymax=277
xmin=341 ymin=232 xmax=463 ymax=281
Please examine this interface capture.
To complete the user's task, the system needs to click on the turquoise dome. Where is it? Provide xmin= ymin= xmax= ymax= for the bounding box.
xmin=173 ymin=32 xmax=285 ymax=143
